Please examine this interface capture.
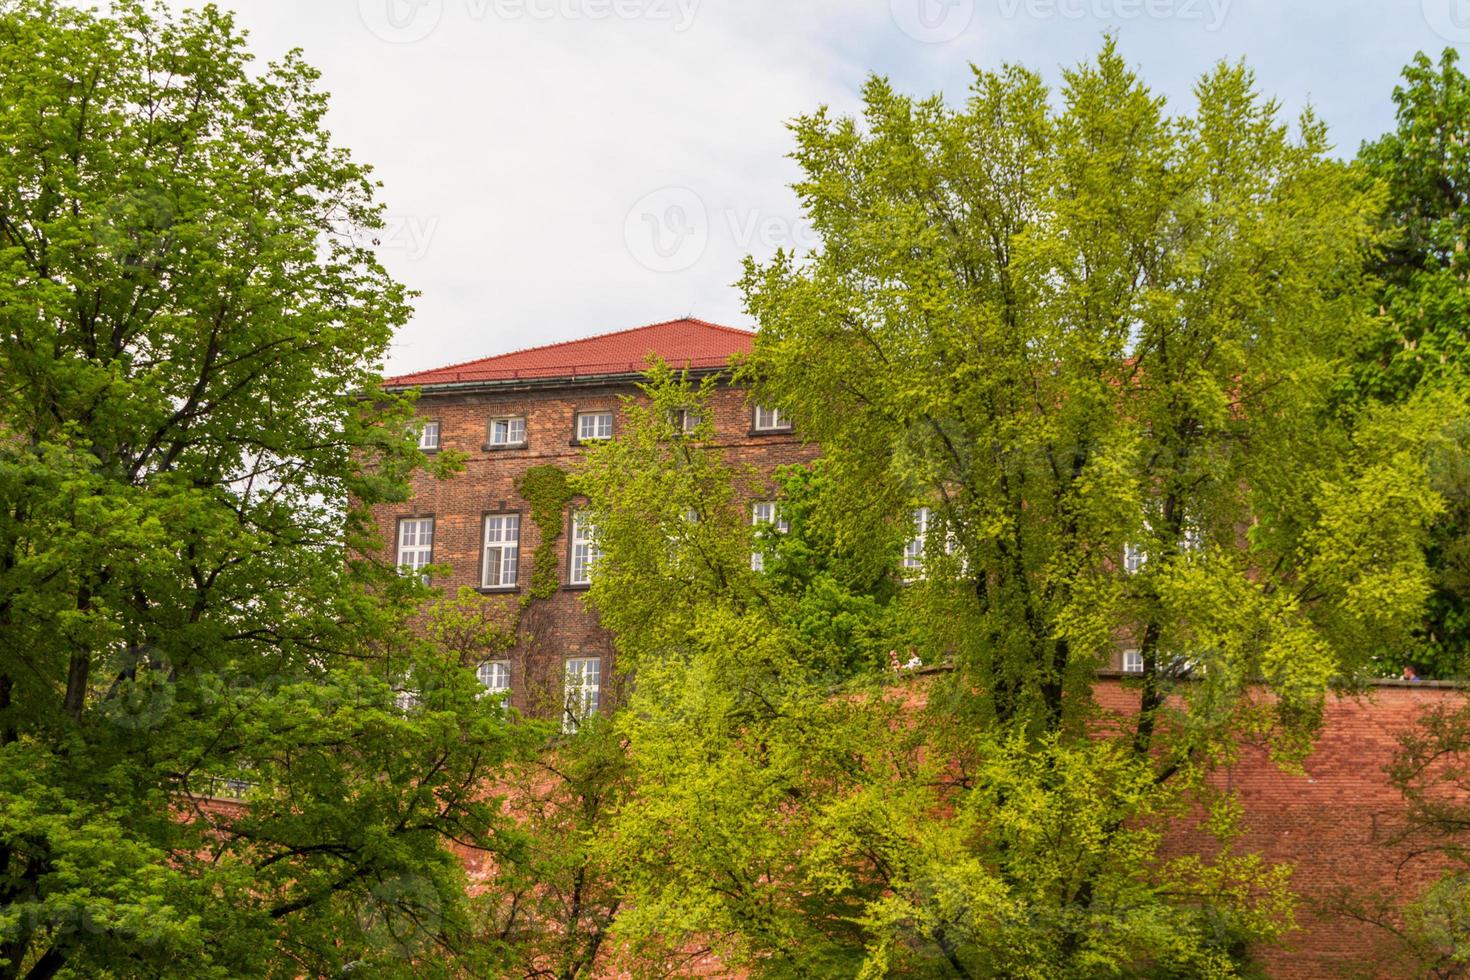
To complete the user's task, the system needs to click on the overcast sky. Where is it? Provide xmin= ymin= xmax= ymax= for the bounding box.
xmin=193 ymin=0 xmax=1465 ymax=375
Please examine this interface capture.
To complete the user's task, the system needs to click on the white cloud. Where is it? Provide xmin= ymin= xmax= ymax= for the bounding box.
xmin=164 ymin=0 xmax=1432 ymax=375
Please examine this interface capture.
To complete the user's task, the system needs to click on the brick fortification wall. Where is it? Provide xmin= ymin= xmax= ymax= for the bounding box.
xmin=195 ymin=677 xmax=1460 ymax=978
xmin=1097 ymin=677 xmax=1462 ymax=979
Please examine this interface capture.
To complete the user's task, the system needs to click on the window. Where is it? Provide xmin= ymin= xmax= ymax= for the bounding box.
xmin=488 ymin=416 xmax=526 ymax=447
xmin=1182 ymin=520 xmax=1203 ymax=553
xmin=563 ymin=657 xmax=601 ymax=732
xmin=1123 ymin=541 xmax=1147 ymax=575
xmin=1126 ymin=514 xmax=1199 ymax=572
xmin=750 ymin=501 xmax=789 ymax=571
xmin=569 ymin=510 xmax=601 ymax=585
xmin=753 ymin=405 xmax=791 ymax=432
xmin=669 ymin=407 xmax=702 ymax=434
xmin=1122 ymin=649 xmax=1144 ymax=673
xmin=418 ymin=420 xmax=440 ymax=451
xmin=397 ymin=517 xmax=434 ymax=580
xmin=482 ymin=514 xmax=520 ymax=589
xmin=576 ymin=411 xmax=614 ymax=442
xmin=477 ymin=660 xmax=511 ymax=697
xmin=903 ymin=507 xmax=930 ymax=572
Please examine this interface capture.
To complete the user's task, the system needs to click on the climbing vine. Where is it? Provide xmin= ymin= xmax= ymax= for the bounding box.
xmin=516 ymin=463 xmax=575 ymax=606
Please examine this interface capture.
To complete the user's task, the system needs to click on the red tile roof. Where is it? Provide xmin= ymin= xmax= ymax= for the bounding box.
xmin=383 ymin=317 xmax=754 ymax=388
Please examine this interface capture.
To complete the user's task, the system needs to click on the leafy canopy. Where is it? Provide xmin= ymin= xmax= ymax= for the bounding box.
xmin=0 ymin=3 xmax=532 ymax=977
xmin=1352 ymin=48 xmax=1470 ymax=679
xmin=576 ymin=42 xmax=1445 ymax=978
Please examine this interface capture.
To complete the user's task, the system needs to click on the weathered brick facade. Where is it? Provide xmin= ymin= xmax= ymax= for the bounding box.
xmin=375 ymin=319 xmax=816 ymax=720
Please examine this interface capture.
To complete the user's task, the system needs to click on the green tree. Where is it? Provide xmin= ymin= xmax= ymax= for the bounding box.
xmin=0 ymin=3 xmax=527 ymax=976
xmin=476 ymin=718 xmax=637 ymax=979
xmin=1353 ymin=49 xmax=1470 ymax=678
xmin=579 ymin=43 xmax=1445 ymax=977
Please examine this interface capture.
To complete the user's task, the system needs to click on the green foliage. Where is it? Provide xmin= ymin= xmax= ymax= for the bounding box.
xmin=515 ymin=464 xmax=575 ymax=606
xmin=581 ymin=371 xmax=1297 ymax=976
xmin=0 ymin=2 xmax=526 ymax=976
xmin=755 ymin=461 xmax=903 ymax=676
xmin=475 ymin=717 xmax=635 ymax=977
xmin=1355 ymin=49 xmax=1470 ymax=401
xmin=1349 ymin=48 xmax=1470 ymax=679
xmin=575 ymin=42 xmax=1446 ymax=977
xmin=742 ymin=38 xmax=1436 ymax=742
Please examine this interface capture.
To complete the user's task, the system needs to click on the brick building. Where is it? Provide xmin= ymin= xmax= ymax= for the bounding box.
xmin=375 ymin=316 xmax=1464 ymax=977
xmin=377 ymin=317 xmax=815 ymax=723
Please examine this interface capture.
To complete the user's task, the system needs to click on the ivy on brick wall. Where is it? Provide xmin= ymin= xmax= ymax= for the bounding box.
xmin=516 ymin=463 xmax=574 ymax=606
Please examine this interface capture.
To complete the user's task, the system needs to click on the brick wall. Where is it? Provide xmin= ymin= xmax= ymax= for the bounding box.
xmin=1097 ymin=676 xmax=1461 ymax=978
xmin=371 ymin=375 xmax=817 ymax=719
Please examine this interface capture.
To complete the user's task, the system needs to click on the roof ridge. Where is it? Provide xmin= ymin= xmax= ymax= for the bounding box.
xmin=385 ymin=316 xmax=752 ymax=383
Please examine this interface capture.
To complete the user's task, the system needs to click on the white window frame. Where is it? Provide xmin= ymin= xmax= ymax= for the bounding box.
xmin=1181 ymin=520 xmax=1203 ymax=553
xmin=750 ymin=501 xmax=789 ymax=571
xmin=1122 ymin=649 xmax=1144 ymax=673
xmin=669 ymin=407 xmax=702 ymax=434
xmin=569 ymin=510 xmax=601 ymax=585
xmin=418 ymin=420 xmax=440 ymax=451
xmin=396 ymin=517 xmax=434 ymax=580
xmin=903 ymin=507 xmax=930 ymax=572
xmin=488 ymin=416 xmax=527 ymax=447
xmin=481 ymin=513 xmax=521 ymax=589
xmin=477 ymin=660 xmax=511 ymax=698
xmin=753 ymin=405 xmax=791 ymax=432
xmin=563 ymin=657 xmax=601 ymax=732
xmin=576 ymin=411 xmax=614 ymax=442
xmin=1123 ymin=541 xmax=1147 ymax=575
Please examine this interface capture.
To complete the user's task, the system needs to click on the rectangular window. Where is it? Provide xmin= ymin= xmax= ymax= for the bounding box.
xmin=396 ymin=517 xmax=434 ymax=579
xmin=418 ymin=420 xmax=440 ymax=451
xmin=477 ymin=660 xmax=511 ymax=697
xmin=1122 ymin=649 xmax=1144 ymax=673
xmin=1182 ymin=520 xmax=1203 ymax=553
xmin=563 ymin=657 xmax=601 ymax=732
xmin=482 ymin=514 xmax=521 ymax=589
xmin=903 ymin=507 xmax=930 ymax=572
xmin=750 ymin=501 xmax=789 ymax=571
xmin=1123 ymin=542 xmax=1147 ymax=575
xmin=669 ymin=408 xmax=702 ymax=434
xmin=576 ymin=411 xmax=614 ymax=442
xmin=569 ymin=510 xmax=602 ymax=585
xmin=753 ymin=405 xmax=791 ymax=432
xmin=488 ymin=416 xmax=527 ymax=447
